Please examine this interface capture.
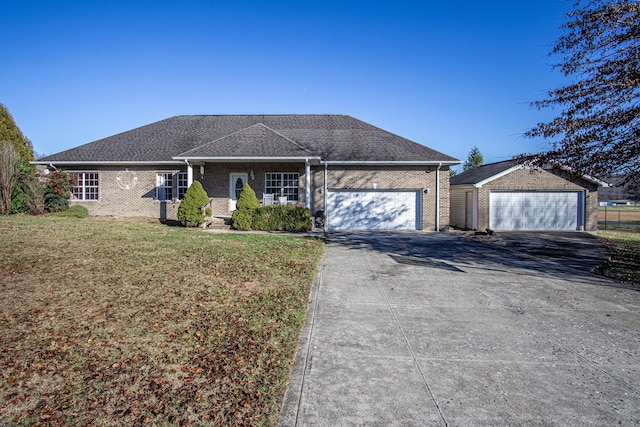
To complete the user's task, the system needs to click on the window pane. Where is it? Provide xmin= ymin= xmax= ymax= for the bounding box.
xmin=264 ymin=172 xmax=299 ymax=201
xmin=156 ymin=173 xmax=173 ymax=201
xmin=177 ymin=172 xmax=188 ymax=199
xmin=70 ymin=172 xmax=99 ymax=201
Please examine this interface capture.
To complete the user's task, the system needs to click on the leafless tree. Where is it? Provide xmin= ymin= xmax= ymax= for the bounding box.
xmin=527 ymin=0 xmax=640 ymax=185
xmin=0 ymin=141 xmax=20 ymax=214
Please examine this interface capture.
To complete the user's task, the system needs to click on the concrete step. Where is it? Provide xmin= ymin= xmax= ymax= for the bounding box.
xmin=202 ymin=216 xmax=232 ymax=230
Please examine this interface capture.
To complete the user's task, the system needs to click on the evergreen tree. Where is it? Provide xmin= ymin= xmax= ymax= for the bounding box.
xmin=0 ymin=104 xmax=34 ymax=162
xmin=463 ymin=146 xmax=484 ymax=171
xmin=0 ymin=103 xmax=36 ymax=213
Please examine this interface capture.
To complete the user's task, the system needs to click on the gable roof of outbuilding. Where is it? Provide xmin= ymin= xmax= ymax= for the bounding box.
xmin=450 ymin=158 xmax=608 ymax=188
xmin=450 ymin=159 xmax=521 ymax=186
xmin=36 ymin=115 xmax=459 ymax=165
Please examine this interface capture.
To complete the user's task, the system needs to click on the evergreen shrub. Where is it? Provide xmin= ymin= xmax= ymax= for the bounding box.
xmin=231 ymin=184 xmax=259 ymax=230
xmin=177 ymin=180 xmax=210 ymax=227
xmin=236 ymin=184 xmax=260 ymax=209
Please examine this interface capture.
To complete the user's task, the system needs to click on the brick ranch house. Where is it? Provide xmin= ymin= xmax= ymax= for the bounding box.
xmin=450 ymin=159 xmax=608 ymax=232
xmin=35 ymin=115 xmax=460 ymax=231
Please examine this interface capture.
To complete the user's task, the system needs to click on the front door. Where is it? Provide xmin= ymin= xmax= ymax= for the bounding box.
xmin=229 ymin=173 xmax=248 ymax=211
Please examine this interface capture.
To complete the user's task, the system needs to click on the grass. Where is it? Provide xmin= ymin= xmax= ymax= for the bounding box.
xmin=598 ymin=205 xmax=640 ymax=226
xmin=0 ymin=215 xmax=324 ymax=426
xmin=596 ymin=224 xmax=640 ymax=287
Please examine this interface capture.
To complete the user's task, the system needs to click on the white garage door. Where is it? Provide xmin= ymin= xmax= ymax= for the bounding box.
xmin=326 ymin=190 xmax=420 ymax=230
xmin=490 ymin=191 xmax=582 ymax=231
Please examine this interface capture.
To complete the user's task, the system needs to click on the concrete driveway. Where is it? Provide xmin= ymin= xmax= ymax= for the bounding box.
xmin=280 ymin=232 xmax=640 ymax=426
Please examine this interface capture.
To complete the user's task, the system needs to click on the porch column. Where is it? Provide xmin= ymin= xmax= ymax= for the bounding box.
xmin=186 ymin=162 xmax=193 ymax=187
xmin=305 ymin=159 xmax=311 ymax=209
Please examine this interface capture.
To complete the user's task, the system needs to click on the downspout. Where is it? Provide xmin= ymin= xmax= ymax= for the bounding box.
xmin=184 ymin=160 xmax=193 ymax=187
xmin=305 ymin=159 xmax=311 ymax=209
xmin=324 ymin=161 xmax=328 ymax=232
xmin=435 ymin=163 xmax=442 ymax=232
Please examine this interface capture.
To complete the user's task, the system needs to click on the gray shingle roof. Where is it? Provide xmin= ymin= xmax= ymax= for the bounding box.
xmin=37 ymin=115 xmax=459 ymax=164
xmin=175 ymin=123 xmax=314 ymax=159
xmin=450 ymin=159 xmax=521 ymax=185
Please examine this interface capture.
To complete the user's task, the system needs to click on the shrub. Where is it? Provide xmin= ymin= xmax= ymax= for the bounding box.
xmin=44 ymin=170 xmax=73 ymax=212
xmin=55 ymin=204 xmax=89 ymax=218
xmin=177 ymin=180 xmax=210 ymax=227
xmin=231 ymin=184 xmax=260 ymax=230
xmin=235 ymin=206 xmax=311 ymax=232
xmin=231 ymin=208 xmax=253 ymax=230
xmin=236 ymin=184 xmax=260 ymax=210
xmin=25 ymin=175 xmax=46 ymax=215
xmin=10 ymin=162 xmax=35 ymax=214
xmin=230 ymin=185 xmax=311 ymax=232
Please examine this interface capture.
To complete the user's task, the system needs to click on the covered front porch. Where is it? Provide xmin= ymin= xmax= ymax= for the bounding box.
xmin=181 ymin=159 xmax=320 ymax=216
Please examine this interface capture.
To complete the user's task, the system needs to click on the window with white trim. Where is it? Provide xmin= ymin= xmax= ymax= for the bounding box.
xmin=177 ymin=172 xmax=188 ymax=200
xmin=265 ymin=172 xmax=299 ymax=201
xmin=156 ymin=173 xmax=173 ymax=201
xmin=70 ymin=172 xmax=99 ymax=200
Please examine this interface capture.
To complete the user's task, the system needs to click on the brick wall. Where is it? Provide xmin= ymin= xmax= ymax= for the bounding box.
xmin=66 ymin=166 xmax=185 ymax=220
xmin=458 ymin=166 xmax=599 ymax=232
xmin=311 ymin=164 xmax=450 ymax=231
xmin=64 ymin=163 xmax=452 ymax=231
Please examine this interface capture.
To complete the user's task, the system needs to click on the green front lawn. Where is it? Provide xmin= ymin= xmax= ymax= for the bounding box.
xmin=0 ymin=215 xmax=324 ymax=426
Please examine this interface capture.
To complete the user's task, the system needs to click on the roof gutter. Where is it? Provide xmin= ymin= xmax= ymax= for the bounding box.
xmin=31 ymin=160 xmax=185 ymax=166
xmin=325 ymin=160 xmax=460 ymax=166
xmin=172 ymin=156 xmax=323 ymax=164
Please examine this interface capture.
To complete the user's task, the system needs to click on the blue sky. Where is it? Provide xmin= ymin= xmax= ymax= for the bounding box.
xmin=1 ymin=0 xmax=572 ymax=170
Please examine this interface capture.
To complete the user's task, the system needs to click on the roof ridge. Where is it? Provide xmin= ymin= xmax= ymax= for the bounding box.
xmin=174 ymin=122 xmax=315 ymax=158
xmin=172 ymin=114 xmax=349 ymax=118
xmin=256 ymin=123 xmax=315 ymax=155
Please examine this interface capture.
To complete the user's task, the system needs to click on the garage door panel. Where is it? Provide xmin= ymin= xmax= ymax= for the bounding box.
xmin=327 ymin=191 xmax=418 ymax=230
xmin=490 ymin=192 xmax=579 ymax=231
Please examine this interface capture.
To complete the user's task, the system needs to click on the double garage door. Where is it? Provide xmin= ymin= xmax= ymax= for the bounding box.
xmin=326 ymin=190 xmax=421 ymax=230
xmin=489 ymin=191 xmax=584 ymax=231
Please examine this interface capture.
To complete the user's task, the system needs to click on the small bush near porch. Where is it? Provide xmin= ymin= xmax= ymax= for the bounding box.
xmin=0 ymin=215 xmax=324 ymax=426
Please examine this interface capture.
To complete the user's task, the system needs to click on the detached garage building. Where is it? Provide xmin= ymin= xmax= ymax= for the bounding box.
xmin=449 ymin=160 xmax=606 ymax=232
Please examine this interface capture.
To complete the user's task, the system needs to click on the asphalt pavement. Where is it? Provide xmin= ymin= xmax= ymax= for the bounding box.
xmin=280 ymin=231 xmax=640 ymax=426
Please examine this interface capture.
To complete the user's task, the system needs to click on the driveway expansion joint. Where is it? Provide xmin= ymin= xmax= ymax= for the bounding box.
xmin=366 ymin=251 xmax=450 ymax=427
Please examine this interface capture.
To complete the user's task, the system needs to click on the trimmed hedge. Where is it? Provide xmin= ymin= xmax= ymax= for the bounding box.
xmin=231 ymin=205 xmax=312 ymax=232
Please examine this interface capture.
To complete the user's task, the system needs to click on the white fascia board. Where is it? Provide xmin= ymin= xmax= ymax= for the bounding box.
xmin=473 ymin=165 xmax=524 ymax=188
xmin=173 ymin=156 xmax=322 ymax=164
xmin=325 ymin=160 xmax=461 ymax=166
xmin=31 ymin=160 xmax=184 ymax=166
xmin=585 ymin=176 xmax=610 ymax=187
